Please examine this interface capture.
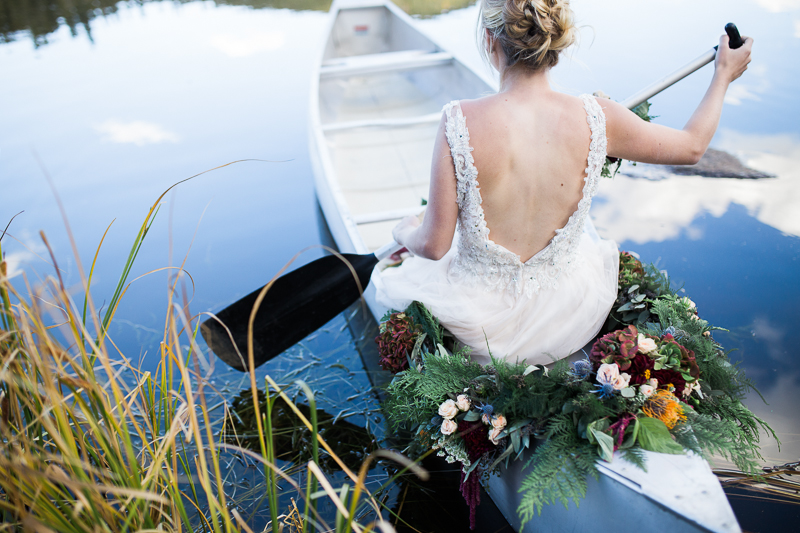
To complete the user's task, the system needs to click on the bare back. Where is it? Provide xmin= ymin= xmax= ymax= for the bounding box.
xmin=459 ymin=91 xmax=592 ymax=262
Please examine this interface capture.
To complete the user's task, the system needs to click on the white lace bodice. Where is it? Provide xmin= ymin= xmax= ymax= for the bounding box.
xmin=444 ymin=94 xmax=608 ymax=298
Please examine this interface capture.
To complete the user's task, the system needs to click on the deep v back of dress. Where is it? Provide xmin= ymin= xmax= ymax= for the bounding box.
xmin=445 ymin=96 xmax=608 ymax=298
xmin=374 ymin=95 xmax=619 ymax=365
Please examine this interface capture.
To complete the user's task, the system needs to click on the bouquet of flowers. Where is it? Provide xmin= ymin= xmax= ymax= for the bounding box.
xmin=379 ymin=252 xmax=776 ymax=530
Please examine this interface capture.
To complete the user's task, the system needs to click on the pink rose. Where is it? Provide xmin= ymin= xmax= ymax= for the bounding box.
xmin=438 ymin=399 xmax=458 ymax=420
xmin=639 ymin=384 xmax=655 ymax=397
xmin=596 ymin=363 xmax=620 ymax=385
xmin=637 ymin=334 xmax=657 ymax=354
xmin=456 ymin=394 xmax=471 ymax=412
xmin=491 ymin=415 xmax=507 ymax=430
xmin=488 ymin=427 xmax=504 ymax=445
xmin=441 ymin=419 xmax=458 ymax=435
xmin=614 ymin=372 xmax=631 ymax=391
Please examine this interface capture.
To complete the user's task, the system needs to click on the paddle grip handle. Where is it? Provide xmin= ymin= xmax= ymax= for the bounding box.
xmin=725 ymin=23 xmax=744 ymax=49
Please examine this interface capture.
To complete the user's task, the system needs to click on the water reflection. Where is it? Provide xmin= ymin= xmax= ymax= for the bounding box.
xmin=0 ymin=0 xmax=475 ymax=47
xmin=592 ymin=130 xmax=800 ymax=244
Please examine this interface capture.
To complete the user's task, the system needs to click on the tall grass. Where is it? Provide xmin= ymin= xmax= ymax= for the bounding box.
xmin=0 ymin=179 xmax=423 ymax=532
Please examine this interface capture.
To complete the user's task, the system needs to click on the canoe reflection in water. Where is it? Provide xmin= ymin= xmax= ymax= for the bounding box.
xmin=227 ymin=388 xmax=378 ymax=473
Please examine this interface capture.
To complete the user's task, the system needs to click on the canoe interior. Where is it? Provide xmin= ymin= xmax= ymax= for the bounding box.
xmin=323 ymin=5 xmax=437 ymax=60
xmin=318 ymin=3 xmax=493 ymax=252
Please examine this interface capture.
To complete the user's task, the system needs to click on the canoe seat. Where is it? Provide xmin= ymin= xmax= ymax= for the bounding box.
xmin=320 ymin=49 xmax=453 ymax=78
xmin=353 ymin=207 xmax=424 ymax=225
xmin=322 ymin=112 xmax=442 ymax=132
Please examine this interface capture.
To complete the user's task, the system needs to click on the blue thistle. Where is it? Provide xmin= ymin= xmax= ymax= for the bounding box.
xmin=569 ymin=357 xmax=592 ymax=382
xmin=591 ymin=382 xmax=616 ymax=400
xmin=479 ymin=404 xmax=494 ymax=417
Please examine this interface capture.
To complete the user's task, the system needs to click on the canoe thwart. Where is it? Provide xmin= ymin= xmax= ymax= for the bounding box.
xmin=320 ymin=50 xmax=453 ymax=78
xmin=322 ymin=112 xmax=442 ymax=132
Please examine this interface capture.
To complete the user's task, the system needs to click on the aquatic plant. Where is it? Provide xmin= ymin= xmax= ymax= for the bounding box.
xmin=0 ymin=178 xmax=422 ymax=532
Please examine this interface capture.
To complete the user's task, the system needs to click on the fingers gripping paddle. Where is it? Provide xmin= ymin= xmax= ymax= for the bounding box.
xmin=201 ymin=242 xmax=401 ymax=371
xmin=204 ymin=23 xmax=745 ymax=372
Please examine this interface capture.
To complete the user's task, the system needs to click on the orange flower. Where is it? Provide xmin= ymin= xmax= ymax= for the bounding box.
xmin=642 ymin=390 xmax=686 ymax=430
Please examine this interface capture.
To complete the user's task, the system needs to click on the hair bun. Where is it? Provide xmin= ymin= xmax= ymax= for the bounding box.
xmin=482 ymin=0 xmax=577 ymax=71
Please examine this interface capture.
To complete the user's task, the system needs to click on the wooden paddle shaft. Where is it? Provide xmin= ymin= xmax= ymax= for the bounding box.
xmin=621 ymin=23 xmax=744 ymax=110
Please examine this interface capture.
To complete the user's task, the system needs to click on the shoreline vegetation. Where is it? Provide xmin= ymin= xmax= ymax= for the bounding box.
xmin=0 ymin=178 xmax=425 ymax=532
xmin=0 ymin=0 xmax=476 ymax=47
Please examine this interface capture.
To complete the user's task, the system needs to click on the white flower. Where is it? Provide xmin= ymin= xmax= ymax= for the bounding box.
xmin=441 ymin=418 xmax=458 ymax=435
xmin=489 ymin=427 xmax=504 ymax=445
xmin=647 ymin=378 xmax=659 ymax=389
xmin=491 ymin=415 xmax=507 ymax=430
xmin=693 ymin=381 xmax=704 ymax=399
xmin=596 ymin=363 xmax=620 ymax=385
xmin=637 ymin=334 xmax=657 ymax=354
xmin=438 ymin=399 xmax=459 ymax=420
xmin=456 ymin=394 xmax=471 ymax=412
xmin=614 ymin=373 xmax=631 ymax=391
xmin=639 ymin=384 xmax=655 ymax=397
xmin=681 ymin=297 xmax=697 ymax=311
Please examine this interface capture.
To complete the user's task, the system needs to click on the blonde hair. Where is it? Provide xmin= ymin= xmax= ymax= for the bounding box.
xmin=480 ymin=0 xmax=577 ymax=71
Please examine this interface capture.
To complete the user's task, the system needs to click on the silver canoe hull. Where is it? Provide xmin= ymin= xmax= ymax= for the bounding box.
xmin=309 ymin=2 xmax=740 ymax=532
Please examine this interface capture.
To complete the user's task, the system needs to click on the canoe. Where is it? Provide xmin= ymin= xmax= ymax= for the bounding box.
xmin=309 ymin=1 xmax=742 ymax=532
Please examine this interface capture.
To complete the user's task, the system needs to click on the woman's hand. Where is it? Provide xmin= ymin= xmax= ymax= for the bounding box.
xmin=392 ymin=215 xmax=421 ymax=246
xmin=714 ymin=34 xmax=753 ymax=84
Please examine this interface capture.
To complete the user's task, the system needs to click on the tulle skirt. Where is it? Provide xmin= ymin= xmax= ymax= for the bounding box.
xmin=372 ymin=221 xmax=619 ymax=366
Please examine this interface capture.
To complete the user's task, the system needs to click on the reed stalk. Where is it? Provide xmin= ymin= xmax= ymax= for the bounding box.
xmin=0 ymin=174 xmax=422 ymax=532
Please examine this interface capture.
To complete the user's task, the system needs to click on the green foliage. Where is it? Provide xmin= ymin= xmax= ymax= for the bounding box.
xmin=637 ymin=417 xmax=684 ymax=454
xmin=517 ymin=420 xmax=598 ymax=526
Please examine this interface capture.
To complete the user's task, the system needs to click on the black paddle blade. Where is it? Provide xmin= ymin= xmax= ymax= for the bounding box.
xmin=201 ymin=252 xmax=379 ymax=371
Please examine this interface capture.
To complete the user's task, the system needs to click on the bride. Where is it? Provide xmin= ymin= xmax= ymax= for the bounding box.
xmin=372 ymin=0 xmax=752 ymax=366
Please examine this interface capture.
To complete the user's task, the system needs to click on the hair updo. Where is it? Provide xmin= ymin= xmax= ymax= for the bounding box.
xmin=480 ymin=0 xmax=577 ymax=71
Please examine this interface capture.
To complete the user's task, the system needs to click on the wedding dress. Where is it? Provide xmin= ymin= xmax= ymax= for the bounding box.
xmin=372 ymin=95 xmax=619 ymax=366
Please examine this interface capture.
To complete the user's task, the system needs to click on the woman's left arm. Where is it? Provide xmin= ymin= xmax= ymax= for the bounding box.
xmin=392 ymin=113 xmax=459 ymax=260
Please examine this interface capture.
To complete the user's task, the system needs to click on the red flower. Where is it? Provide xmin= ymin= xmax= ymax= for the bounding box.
xmin=457 ymin=420 xmax=496 ymax=462
xmin=651 ymin=368 xmax=687 ymax=398
xmin=627 ymin=353 xmax=655 ymax=386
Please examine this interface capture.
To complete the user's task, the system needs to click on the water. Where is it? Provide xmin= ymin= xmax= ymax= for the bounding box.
xmin=2 ymin=0 xmax=799 ymax=530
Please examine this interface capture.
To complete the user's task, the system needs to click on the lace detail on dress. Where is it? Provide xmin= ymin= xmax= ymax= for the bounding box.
xmin=444 ymin=95 xmax=608 ymax=298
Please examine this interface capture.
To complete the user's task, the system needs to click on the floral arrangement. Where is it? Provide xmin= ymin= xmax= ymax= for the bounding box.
xmin=379 ymin=252 xmax=776 ymax=530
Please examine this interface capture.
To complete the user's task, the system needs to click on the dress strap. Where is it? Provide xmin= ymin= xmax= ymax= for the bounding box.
xmin=578 ymin=94 xmax=608 ymax=201
xmin=442 ymin=101 xmax=479 ymax=212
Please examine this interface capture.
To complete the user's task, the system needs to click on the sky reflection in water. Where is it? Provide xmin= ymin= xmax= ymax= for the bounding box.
xmin=2 ymin=0 xmax=798 ymax=481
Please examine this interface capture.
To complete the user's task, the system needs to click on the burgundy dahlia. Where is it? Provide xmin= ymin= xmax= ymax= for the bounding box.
xmin=628 ymin=353 xmax=655 ymax=386
xmin=375 ymin=312 xmax=421 ymax=373
xmin=652 ymin=368 xmax=687 ymax=399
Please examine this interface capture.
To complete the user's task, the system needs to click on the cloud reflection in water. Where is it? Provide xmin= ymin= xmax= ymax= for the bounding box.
xmin=592 ymin=130 xmax=800 ymax=243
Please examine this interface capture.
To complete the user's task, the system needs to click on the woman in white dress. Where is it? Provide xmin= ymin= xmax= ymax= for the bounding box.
xmin=373 ymin=0 xmax=752 ymax=366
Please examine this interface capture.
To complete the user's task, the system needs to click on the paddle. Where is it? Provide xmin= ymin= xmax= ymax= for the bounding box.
xmin=202 ymin=23 xmax=745 ymax=372
xmin=201 ymin=241 xmax=401 ymax=371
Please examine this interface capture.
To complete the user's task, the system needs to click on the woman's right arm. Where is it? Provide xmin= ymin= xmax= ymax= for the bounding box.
xmin=602 ymin=34 xmax=753 ymax=165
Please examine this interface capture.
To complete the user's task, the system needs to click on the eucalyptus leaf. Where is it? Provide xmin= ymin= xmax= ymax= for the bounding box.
xmin=523 ymin=365 xmax=542 ymax=376
xmin=464 ymin=410 xmax=481 ymax=422
xmin=628 ymin=284 xmax=639 ymax=293
xmin=620 ymin=387 xmax=635 ymax=398
xmin=590 ymin=427 xmax=615 ymax=462
xmin=618 ymin=302 xmax=634 ymax=312
xmin=511 ymin=429 xmax=521 ymax=452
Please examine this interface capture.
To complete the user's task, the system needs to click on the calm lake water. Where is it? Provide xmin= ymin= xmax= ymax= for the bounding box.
xmin=2 ymin=0 xmax=799 ymax=530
